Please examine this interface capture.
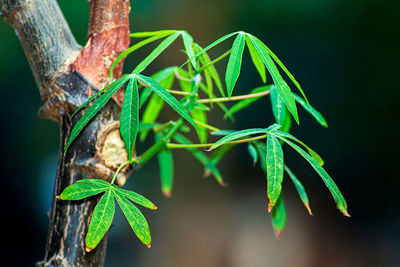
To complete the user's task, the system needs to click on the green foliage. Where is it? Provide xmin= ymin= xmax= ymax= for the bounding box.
xmin=60 ymin=28 xmax=348 ymax=249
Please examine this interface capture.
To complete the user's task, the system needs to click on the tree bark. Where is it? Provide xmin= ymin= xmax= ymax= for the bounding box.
xmin=1 ymin=0 xmax=131 ymax=266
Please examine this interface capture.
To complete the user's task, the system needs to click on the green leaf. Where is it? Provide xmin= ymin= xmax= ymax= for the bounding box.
xmin=192 ymin=109 xmax=208 ymax=143
xmin=110 ymin=32 xmax=175 ymax=78
xmin=114 ymin=190 xmax=152 ymax=247
xmin=276 ymin=135 xmax=349 ymax=216
xmin=293 ymin=93 xmax=328 ymax=128
xmin=280 ymin=109 xmax=292 ymax=133
xmin=65 ymin=76 xmax=130 ymax=155
xmin=248 ymin=143 xmax=258 ymax=165
xmin=224 ymin=85 xmax=272 ymax=118
xmin=137 ymin=74 xmax=198 ymax=132
xmin=270 ymin=85 xmax=286 ymax=125
xmin=133 ymin=31 xmax=181 ymax=74
xmin=247 ymin=34 xmax=299 ymax=124
xmin=225 ymin=33 xmax=245 ymax=97
xmin=76 ymin=179 xmax=111 ymax=187
xmin=266 ymin=134 xmax=284 ymax=210
xmin=245 ymin=35 xmax=267 ymax=83
xmin=114 ymin=186 xmax=157 ymax=210
xmin=209 ymin=128 xmax=267 ymax=150
xmin=284 ymin=165 xmax=312 ymax=215
xmin=85 ymin=189 xmax=115 ymax=252
xmin=130 ymin=30 xmax=177 ymax=38
xmin=254 ymin=141 xmax=267 ymax=172
xmin=156 ymin=133 xmax=174 ymax=197
xmin=182 ymin=31 xmax=197 ymax=69
xmin=271 ymin=193 xmax=286 ymax=239
xmin=271 ymin=130 xmax=324 ymax=166
xmin=140 ymin=94 xmax=164 ymax=142
xmin=58 ymin=182 xmax=110 ymax=200
xmin=120 ymin=77 xmax=139 ymax=162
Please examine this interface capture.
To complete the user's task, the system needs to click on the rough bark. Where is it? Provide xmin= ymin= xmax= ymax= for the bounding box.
xmin=1 ymin=0 xmax=131 ymax=266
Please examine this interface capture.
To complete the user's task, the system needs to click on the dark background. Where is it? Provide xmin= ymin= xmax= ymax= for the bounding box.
xmin=1 ymin=0 xmax=399 ymax=266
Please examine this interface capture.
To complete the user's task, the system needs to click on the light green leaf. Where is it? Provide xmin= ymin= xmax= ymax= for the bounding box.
xmin=224 ymin=85 xmax=272 ymax=118
xmin=270 ymin=86 xmax=286 ymax=125
xmin=120 ymin=77 xmax=139 ymax=162
xmin=192 ymin=109 xmax=208 ymax=143
xmin=156 ymin=133 xmax=174 ymax=197
xmin=133 ymin=31 xmax=181 ymax=74
xmin=284 ymin=165 xmax=312 ymax=215
xmin=225 ymin=33 xmax=245 ymax=97
xmin=247 ymin=34 xmax=299 ymax=124
xmin=182 ymin=31 xmax=197 ymax=69
xmin=65 ymin=76 xmax=130 ymax=155
xmin=280 ymin=109 xmax=292 ymax=133
xmin=114 ymin=186 xmax=157 ymax=210
xmin=59 ymin=182 xmax=110 ymax=200
xmin=110 ymin=32 xmax=175 ymax=78
xmin=248 ymin=143 xmax=258 ymax=165
xmin=277 ymin=136 xmax=349 ymax=216
xmin=85 ymin=189 xmax=115 ymax=251
xmin=138 ymin=74 xmax=198 ymax=132
xmin=114 ymin=190 xmax=152 ymax=247
xmin=271 ymin=193 xmax=286 ymax=239
xmin=271 ymin=130 xmax=324 ymax=166
xmin=130 ymin=30 xmax=178 ymax=38
xmin=293 ymin=93 xmax=328 ymax=128
xmin=245 ymin=35 xmax=267 ymax=83
xmin=209 ymin=128 xmax=267 ymax=150
xmin=266 ymin=134 xmax=284 ymax=210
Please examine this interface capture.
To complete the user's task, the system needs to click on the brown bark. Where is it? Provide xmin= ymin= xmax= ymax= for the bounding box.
xmin=1 ymin=0 xmax=131 ymax=266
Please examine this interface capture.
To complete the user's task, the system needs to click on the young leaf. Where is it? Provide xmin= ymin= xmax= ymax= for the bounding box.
xmin=245 ymin=35 xmax=267 ymax=83
xmin=224 ymin=85 xmax=272 ymax=118
xmin=276 ymin=136 xmax=349 ymax=216
xmin=293 ymin=93 xmax=328 ymax=128
xmin=137 ymin=74 xmax=198 ymax=132
xmin=114 ymin=190 xmax=152 ymax=247
xmin=271 ymin=193 xmax=286 ymax=239
xmin=133 ymin=31 xmax=181 ymax=74
xmin=65 ymin=76 xmax=130 ymax=154
xmin=120 ymin=77 xmax=139 ymax=162
xmin=58 ymin=182 xmax=110 ymax=200
xmin=192 ymin=109 xmax=208 ymax=143
xmin=182 ymin=31 xmax=197 ymax=69
xmin=225 ymin=33 xmax=245 ymax=97
xmin=156 ymin=133 xmax=174 ymax=197
xmin=114 ymin=186 xmax=157 ymax=210
xmin=130 ymin=30 xmax=177 ymax=38
xmin=284 ymin=165 xmax=312 ymax=215
xmin=270 ymin=86 xmax=286 ymax=125
xmin=85 ymin=189 xmax=115 ymax=252
xmin=248 ymin=143 xmax=258 ymax=165
xmin=266 ymin=134 xmax=284 ymax=211
xmin=247 ymin=34 xmax=299 ymax=124
xmin=209 ymin=128 xmax=267 ymax=150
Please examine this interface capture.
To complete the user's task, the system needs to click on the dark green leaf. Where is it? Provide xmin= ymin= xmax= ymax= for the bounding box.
xmin=293 ymin=93 xmax=328 ymax=128
xmin=225 ymin=33 xmax=245 ymax=97
xmin=156 ymin=133 xmax=174 ymax=197
xmin=59 ymin=182 xmax=110 ymax=200
xmin=266 ymin=134 xmax=284 ymax=210
xmin=192 ymin=109 xmax=208 ymax=143
xmin=271 ymin=193 xmax=286 ymax=239
xmin=140 ymin=94 xmax=164 ymax=142
xmin=254 ymin=141 xmax=267 ymax=172
xmin=85 ymin=189 xmax=115 ymax=251
xmin=284 ymin=165 xmax=312 ymax=215
xmin=209 ymin=128 xmax=267 ymax=150
xmin=114 ymin=186 xmax=157 ymax=210
xmin=114 ymin=190 xmax=152 ymax=247
xmin=248 ymin=143 xmax=258 ymax=165
xmin=76 ymin=179 xmax=111 ymax=187
xmin=270 ymin=86 xmax=286 ymax=125
xmin=245 ymin=35 xmax=267 ymax=83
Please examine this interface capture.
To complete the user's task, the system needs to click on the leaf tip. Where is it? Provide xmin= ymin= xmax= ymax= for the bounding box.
xmin=163 ymin=191 xmax=172 ymax=198
xmin=274 ymin=229 xmax=282 ymax=240
xmin=146 ymin=243 xmax=152 ymax=248
xmin=153 ymin=205 xmax=158 ymax=210
xmin=218 ymin=180 xmax=228 ymax=187
xmin=203 ymin=170 xmax=211 ymax=178
xmin=85 ymin=246 xmax=93 ymax=253
xmin=267 ymin=202 xmax=274 ymax=213
xmin=304 ymin=203 xmax=313 ymax=216
xmin=342 ymin=210 xmax=351 ymax=217
xmin=56 ymin=195 xmax=61 ymax=200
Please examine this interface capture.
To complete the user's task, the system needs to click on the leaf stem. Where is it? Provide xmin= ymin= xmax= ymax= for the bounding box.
xmin=166 ymin=89 xmax=195 ymax=96
xmin=174 ymin=68 xmax=192 ymax=82
xmin=197 ymin=90 xmax=270 ymax=103
xmin=193 ymin=119 xmax=220 ymax=132
xmin=111 ymin=161 xmax=130 ymax=185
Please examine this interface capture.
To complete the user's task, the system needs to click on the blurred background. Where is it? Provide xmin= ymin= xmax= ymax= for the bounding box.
xmin=1 ymin=0 xmax=399 ymax=266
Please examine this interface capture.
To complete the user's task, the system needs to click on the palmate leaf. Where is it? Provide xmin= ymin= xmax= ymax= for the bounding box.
xmin=209 ymin=128 xmax=267 ymax=150
xmin=64 ymin=76 xmax=130 ymax=155
xmin=76 ymin=179 xmax=111 ymax=186
xmin=114 ymin=190 xmax=152 ymax=247
xmin=270 ymin=86 xmax=286 ymax=125
xmin=120 ymin=77 xmax=139 ymax=162
xmin=156 ymin=133 xmax=174 ymax=196
xmin=225 ymin=32 xmax=245 ymax=97
xmin=284 ymin=165 xmax=312 ymax=215
xmin=58 ymin=182 xmax=110 ymax=200
xmin=134 ymin=31 xmax=181 ymax=74
xmin=248 ymin=143 xmax=258 ymax=165
xmin=85 ymin=189 xmax=115 ymax=252
xmin=276 ymin=135 xmax=349 ymax=216
xmin=137 ymin=74 xmax=198 ymax=132
xmin=115 ymin=186 xmax=157 ymax=210
xmin=224 ymin=85 xmax=272 ymax=118
xmin=247 ymin=34 xmax=299 ymax=124
xmin=271 ymin=193 xmax=286 ymax=239
xmin=245 ymin=35 xmax=267 ymax=83
xmin=293 ymin=93 xmax=328 ymax=128
xmin=266 ymin=134 xmax=284 ymax=211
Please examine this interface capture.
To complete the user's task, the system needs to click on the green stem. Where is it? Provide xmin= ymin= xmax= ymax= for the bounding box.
xmin=111 ymin=161 xmax=130 ymax=185
xmin=193 ymin=119 xmax=220 ymax=132
xmin=166 ymin=89 xmax=195 ymax=96
xmin=197 ymin=49 xmax=232 ymax=73
xmin=197 ymin=90 xmax=271 ymax=103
